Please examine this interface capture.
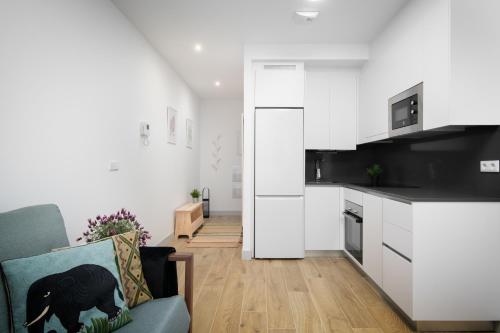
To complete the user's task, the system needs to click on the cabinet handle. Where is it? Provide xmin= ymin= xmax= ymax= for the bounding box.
xmin=383 ymin=243 xmax=412 ymax=263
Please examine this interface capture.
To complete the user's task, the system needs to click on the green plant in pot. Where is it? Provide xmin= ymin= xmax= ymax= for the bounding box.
xmin=367 ymin=164 xmax=383 ymax=187
xmin=190 ymin=188 xmax=200 ymax=203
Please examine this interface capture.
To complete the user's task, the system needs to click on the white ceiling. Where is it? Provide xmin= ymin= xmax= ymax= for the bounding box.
xmin=112 ymin=0 xmax=409 ymax=100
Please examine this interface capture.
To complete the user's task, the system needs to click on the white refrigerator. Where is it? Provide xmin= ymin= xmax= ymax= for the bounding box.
xmin=254 ymin=108 xmax=305 ymax=258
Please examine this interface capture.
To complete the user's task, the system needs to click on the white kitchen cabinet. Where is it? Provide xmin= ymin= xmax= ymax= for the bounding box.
xmin=255 ymin=108 xmax=304 ymax=196
xmin=383 ymin=245 xmax=413 ymax=317
xmin=254 ymin=62 xmax=304 ymax=107
xmin=362 ymin=193 xmax=383 ymax=287
xmin=255 ymin=196 xmax=304 ymax=258
xmin=304 ymin=72 xmax=330 ymax=150
xmin=358 ymin=0 xmax=500 ymax=144
xmin=360 ymin=191 xmax=500 ymax=322
xmin=304 ymin=70 xmax=357 ymax=150
xmin=343 ymin=188 xmax=362 ymax=206
xmin=305 ymin=186 xmax=341 ymax=250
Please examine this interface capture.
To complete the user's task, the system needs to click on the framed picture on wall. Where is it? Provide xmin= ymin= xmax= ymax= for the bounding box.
xmin=186 ymin=118 xmax=193 ymax=148
xmin=167 ymin=107 xmax=177 ymax=144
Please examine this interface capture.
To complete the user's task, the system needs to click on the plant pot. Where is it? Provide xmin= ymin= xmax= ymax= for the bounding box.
xmin=192 ymin=197 xmax=199 ymax=203
xmin=370 ymin=175 xmax=380 ymax=187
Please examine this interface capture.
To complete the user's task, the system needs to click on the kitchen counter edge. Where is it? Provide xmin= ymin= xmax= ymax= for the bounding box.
xmin=305 ymin=182 xmax=500 ymax=204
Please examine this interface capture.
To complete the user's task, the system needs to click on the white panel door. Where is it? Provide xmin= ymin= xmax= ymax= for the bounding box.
xmin=254 ymin=63 xmax=304 ymax=108
xmin=255 ymin=108 xmax=304 ymax=196
xmin=304 ymin=71 xmax=330 ymax=150
xmin=255 ymin=196 xmax=304 ymax=258
xmin=305 ymin=186 xmax=341 ymax=250
xmin=363 ymin=193 xmax=383 ymax=287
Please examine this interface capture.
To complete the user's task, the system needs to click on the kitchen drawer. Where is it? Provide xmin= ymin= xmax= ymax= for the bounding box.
xmin=383 ymin=222 xmax=412 ymax=260
xmin=383 ymin=245 xmax=413 ymax=317
xmin=383 ymin=198 xmax=412 ymax=232
xmin=344 ymin=188 xmax=363 ymax=206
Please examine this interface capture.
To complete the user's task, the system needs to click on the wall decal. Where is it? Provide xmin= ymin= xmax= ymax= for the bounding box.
xmin=186 ymin=119 xmax=193 ymax=148
xmin=211 ymin=134 xmax=222 ymax=171
xmin=167 ymin=107 xmax=177 ymax=144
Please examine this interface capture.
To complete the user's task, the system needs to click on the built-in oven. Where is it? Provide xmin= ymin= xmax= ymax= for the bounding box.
xmin=389 ymin=82 xmax=423 ymax=138
xmin=343 ymin=200 xmax=363 ymax=265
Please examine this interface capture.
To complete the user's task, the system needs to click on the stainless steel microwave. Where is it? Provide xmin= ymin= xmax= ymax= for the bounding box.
xmin=389 ymin=82 xmax=423 ymax=137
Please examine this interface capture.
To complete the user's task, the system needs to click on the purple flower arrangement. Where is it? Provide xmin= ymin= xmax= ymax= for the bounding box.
xmin=77 ymin=208 xmax=151 ymax=246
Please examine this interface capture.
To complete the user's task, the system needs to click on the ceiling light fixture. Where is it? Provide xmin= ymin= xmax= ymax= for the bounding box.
xmin=194 ymin=43 xmax=203 ymax=52
xmin=214 ymin=81 xmax=221 ymax=87
xmin=295 ymin=11 xmax=320 ymax=22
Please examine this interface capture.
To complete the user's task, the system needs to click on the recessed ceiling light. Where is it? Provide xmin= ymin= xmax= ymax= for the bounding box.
xmin=214 ymin=81 xmax=221 ymax=87
xmin=194 ymin=43 xmax=203 ymax=52
xmin=295 ymin=11 xmax=320 ymax=21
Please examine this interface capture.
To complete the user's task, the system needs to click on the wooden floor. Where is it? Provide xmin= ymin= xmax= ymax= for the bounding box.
xmin=168 ymin=217 xmax=491 ymax=333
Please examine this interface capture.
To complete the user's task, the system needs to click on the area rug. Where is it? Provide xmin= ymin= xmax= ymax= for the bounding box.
xmin=186 ymin=218 xmax=242 ymax=248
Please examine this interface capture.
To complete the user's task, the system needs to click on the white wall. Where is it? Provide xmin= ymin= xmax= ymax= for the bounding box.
xmin=0 ymin=0 xmax=200 ymax=245
xmin=199 ymin=100 xmax=242 ymax=214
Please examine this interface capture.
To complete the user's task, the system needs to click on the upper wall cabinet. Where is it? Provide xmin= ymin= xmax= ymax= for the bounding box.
xmin=304 ymin=70 xmax=357 ymax=150
xmin=358 ymin=0 xmax=500 ymax=144
xmin=254 ymin=62 xmax=305 ymax=108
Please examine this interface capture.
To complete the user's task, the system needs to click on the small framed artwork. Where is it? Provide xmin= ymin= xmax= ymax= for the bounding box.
xmin=186 ymin=119 xmax=193 ymax=148
xmin=167 ymin=107 xmax=177 ymax=144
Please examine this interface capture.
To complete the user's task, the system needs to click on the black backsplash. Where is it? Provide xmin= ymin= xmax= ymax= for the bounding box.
xmin=306 ymin=126 xmax=500 ymax=196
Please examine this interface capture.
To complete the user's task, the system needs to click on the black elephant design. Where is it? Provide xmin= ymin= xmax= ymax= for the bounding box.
xmin=23 ymin=264 xmax=124 ymax=333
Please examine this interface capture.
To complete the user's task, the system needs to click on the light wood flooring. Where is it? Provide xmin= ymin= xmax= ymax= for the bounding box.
xmin=168 ymin=217 xmax=491 ymax=333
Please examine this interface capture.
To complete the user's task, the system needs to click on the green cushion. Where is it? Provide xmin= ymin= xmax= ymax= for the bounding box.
xmin=117 ymin=296 xmax=190 ymax=333
xmin=0 ymin=204 xmax=69 ymax=333
xmin=1 ymin=239 xmax=131 ymax=332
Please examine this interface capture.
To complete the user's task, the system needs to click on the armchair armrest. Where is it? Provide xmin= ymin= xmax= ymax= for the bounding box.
xmin=139 ymin=248 xmax=193 ymax=333
xmin=168 ymin=252 xmax=193 ymax=331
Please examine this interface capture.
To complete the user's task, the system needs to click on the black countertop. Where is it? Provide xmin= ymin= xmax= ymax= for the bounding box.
xmin=305 ymin=181 xmax=500 ymax=204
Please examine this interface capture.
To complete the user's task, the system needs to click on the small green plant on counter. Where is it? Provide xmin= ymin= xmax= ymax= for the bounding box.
xmin=367 ymin=164 xmax=383 ymax=177
xmin=367 ymin=164 xmax=383 ymax=187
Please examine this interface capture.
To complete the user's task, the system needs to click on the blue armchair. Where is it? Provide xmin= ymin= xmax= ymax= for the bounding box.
xmin=0 ymin=204 xmax=193 ymax=333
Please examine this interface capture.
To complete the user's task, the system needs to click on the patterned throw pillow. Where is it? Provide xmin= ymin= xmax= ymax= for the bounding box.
xmin=110 ymin=231 xmax=153 ymax=308
xmin=1 ymin=239 xmax=132 ymax=333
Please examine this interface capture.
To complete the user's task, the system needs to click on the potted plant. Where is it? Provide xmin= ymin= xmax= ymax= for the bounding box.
xmin=190 ymin=188 xmax=200 ymax=203
xmin=367 ymin=164 xmax=383 ymax=187
xmin=76 ymin=208 xmax=151 ymax=246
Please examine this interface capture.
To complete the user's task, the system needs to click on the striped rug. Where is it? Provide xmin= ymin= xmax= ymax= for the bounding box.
xmin=186 ymin=217 xmax=242 ymax=248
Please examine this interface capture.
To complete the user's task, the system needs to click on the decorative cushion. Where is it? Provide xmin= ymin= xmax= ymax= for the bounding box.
xmin=110 ymin=231 xmax=153 ymax=308
xmin=1 ymin=239 xmax=132 ymax=333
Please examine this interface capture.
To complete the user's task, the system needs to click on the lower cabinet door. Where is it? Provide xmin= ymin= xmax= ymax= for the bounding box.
xmin=363 ymin=193 xmax=383 ymax=287
xmin=383 ymin=245 xmax=413 ymax=317
xmin=305 ymin=186 xmax=340 ymax=250
xmin=255 ymin=196 xmax=304 ymax=258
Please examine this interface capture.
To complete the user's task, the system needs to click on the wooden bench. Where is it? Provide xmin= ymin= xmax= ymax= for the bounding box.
xmin=175 ymin=202 xmax=204 ymax=239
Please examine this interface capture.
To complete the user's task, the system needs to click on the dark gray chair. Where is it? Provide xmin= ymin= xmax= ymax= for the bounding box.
xmin=0 ymin=204 xmax=193 ymax=333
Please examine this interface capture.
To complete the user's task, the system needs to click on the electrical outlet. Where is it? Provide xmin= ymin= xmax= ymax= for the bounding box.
xmin=480 ymin=160 xmax=499 ymax=173
xmin=109 ymin=161 xmax=120 ymax=172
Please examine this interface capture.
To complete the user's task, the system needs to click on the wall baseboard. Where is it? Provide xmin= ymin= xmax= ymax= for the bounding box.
xmin=305 ymin=250 xmax=345 ymax=258
xmin=156 ymin=232 xmax=175 ymax=246
xmin=241 ymin=249 xmax=252 ymax=261
xmin=209 ymin=211 xmax=242 ymax=216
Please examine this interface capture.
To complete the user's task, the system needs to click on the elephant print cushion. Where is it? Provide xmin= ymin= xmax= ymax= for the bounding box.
xmin=110 ymin=231 xmax=152 ymax=308
xmin=1 ymin=239 xmax=132 ymax=333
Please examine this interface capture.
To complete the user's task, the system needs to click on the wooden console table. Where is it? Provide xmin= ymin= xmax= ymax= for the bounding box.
xmin=175 ymin=202 xmax=204 ymax=239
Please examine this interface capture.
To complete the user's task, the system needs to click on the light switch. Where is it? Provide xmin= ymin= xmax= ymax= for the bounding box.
xmin=109 ymin=161 xmax=120 ymax=172
xmin=480 ymin=160 xmax=499 ymax=173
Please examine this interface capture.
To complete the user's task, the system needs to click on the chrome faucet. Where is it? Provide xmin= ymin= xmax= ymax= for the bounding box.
xmin=315 ymin=159 xmax=321 ymax=181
